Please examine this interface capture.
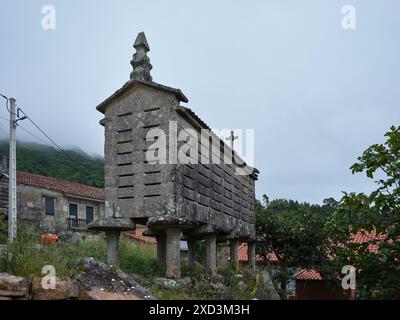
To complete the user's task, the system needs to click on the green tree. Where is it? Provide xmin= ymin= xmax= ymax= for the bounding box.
xmin=326 ymin=125 xmax=400 ymax=299
xmin=256 ymin=197 xmax=329 ymax=300
xmin=0 ymin=141 xmax=104 ymax=188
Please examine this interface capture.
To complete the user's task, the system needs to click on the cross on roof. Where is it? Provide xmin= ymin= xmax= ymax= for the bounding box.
xmin=226 ymin=130 xmax=239 ymax=150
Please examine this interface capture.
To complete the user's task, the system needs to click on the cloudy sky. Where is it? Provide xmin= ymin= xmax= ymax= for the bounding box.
xmin=0 ymin=1 xmax=398 ymax=203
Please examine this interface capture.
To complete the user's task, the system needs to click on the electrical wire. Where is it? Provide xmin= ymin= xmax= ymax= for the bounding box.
xmin=16 ymin=107 xmax=67 ymax=155
xmin=17 ymin=123 xmax=51 ymax=146
xmin=0 ymin=123 xmax=8 ymax=137
xmin=2 ymin=94 xmax=101 ymax=177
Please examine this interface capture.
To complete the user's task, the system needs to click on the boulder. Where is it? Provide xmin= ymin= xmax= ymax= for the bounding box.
xmin=154 ymin=277 xmax=192 ymax=290
xmin=80 ymin=288 xmax=142 ymax=300
xmin=57 ymin=231 xmax=80 ymax=245
xmin=210 ymin=273 xmax=225 ymax=284
xmin=210 ymin=282 xmax=232 ymax=300
xmin=237 ymin=280 xmax=248 ymax=291
xmin=31 ymin=277 xmax=79 ymax=300
xmin=73 ymin=257 xmax=155 ymax=300
xmin=0 ymin=273 xmax=29 ymax=297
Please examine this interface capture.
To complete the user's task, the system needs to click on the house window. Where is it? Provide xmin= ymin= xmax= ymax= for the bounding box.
xmin=44 ymin=197 xmax=55 ymax=215
xmin=86 ymin=206 xmax=94 ymax=223
xmin=69 ymin=203 xmax=78 ymax=219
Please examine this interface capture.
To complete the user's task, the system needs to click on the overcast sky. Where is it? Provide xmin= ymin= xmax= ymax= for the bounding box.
xmin=0 ymin=1 xmax=399 ymax=204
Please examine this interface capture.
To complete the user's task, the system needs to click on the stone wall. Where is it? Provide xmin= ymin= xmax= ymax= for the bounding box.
xmin=102 ymin=82 xmax=256 ymax=239
xmin=0 ymin=178 xmax=104 ymax=232
xmin=103 ymin=83 xmax=179 ymax=221
xmin=16 ymin=184 xmax=104 ymax=232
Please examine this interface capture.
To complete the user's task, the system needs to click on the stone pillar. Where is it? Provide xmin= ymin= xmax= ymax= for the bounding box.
xmin=105 ymin=230 xmax=120 ymax=267
xmin=187 ymin=240 xmax=197 ymax=268
xmin=156 ymin=236 xmax=166 ymax=272
xmin=248 ymin=242 xmax=256 ymax=270
xmin=206 ymin=235 xmax=217 ymax=275
xmin=230 ymin=239 xmax=239 ymax=269
xmin=165 ymin=228 xmax=181 ymax=279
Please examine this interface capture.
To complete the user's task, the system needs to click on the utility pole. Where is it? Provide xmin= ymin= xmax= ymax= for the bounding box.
xmin=8 ymin=98 xmax=17 ymax=241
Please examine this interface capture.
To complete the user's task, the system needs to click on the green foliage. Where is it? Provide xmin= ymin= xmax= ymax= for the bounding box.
xmin=327 ymin=125 xmax=400 ymax=299
xmin=256 ymin=197 xmax=330 ymax=299
xmin=0 ymin=217 xmax=7 ymax=243
xmin=0 ymin=140 xmax=104 ymax=188
xmin=0 ymin=223 xmax=106 ymax=278
xmin=119 ymin=239 xmax=159 ymax=276
xmin=0 ymin=222 xmax=158 ymax=280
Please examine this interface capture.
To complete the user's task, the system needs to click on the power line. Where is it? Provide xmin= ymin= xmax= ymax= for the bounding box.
xmin=17 ymin=107 xmax=67 ymax=155
xmin=2 ymin=94 xmax=100 ymax=179
xmin=17 ymin=123 xmax=51 ymax=146
xmin=1 ymin=113 xmax=53 ymax=146
xmin=0 ymin=123 xmax=8 ymax=137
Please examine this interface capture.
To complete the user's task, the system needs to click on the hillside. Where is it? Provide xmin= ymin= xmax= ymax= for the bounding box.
xmin=0 ymin=140 xmax=104 ymax=188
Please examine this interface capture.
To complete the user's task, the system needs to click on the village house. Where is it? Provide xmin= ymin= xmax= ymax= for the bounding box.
xmin=0 ymin=155 xmax=105 ymax=232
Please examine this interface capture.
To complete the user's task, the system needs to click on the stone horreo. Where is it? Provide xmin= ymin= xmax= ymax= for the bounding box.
xmin=89 ymin=32 xmax=259 ymax=278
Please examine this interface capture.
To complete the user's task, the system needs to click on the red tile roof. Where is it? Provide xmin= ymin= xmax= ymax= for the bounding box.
xmin=16 ymin=171 xmax=105 ymax=201
xmin=295 ymin=230 xmax=386 ymax=281
xmin=294 ymin=269 xmax=322 ymax=281
xmin=238 ymin=243 xmax=278 ymax=263
xmin=125 ymin=228 xmax=157 ymax=245
xmin=350 ymin=230 xmax=386 ymax=254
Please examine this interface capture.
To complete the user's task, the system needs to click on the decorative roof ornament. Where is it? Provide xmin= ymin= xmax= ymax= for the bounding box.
xmin=130 ymin=32 xmax=153 ymax=82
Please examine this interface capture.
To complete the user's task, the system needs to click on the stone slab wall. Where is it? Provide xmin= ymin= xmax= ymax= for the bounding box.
xmin=103 ymin=83 xmax=256 ymax=239
xmin=16 ymin=184 xmax=104 ymax=232
xmin=103 ymin=84 xmax=179 ymax=219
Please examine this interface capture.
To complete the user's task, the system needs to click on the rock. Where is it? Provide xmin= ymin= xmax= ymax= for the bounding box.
xmin=154 ymin=277 xmax=192 ymax=290
xmin=210 ymin=273 xmax=225 ymax=284
xmin=237 ymin=280 xmax=248 ymax=291
xmin=0 ymin=273 xmax=29 ymax=297
xmin=255 ymin=270 xmax=280 ymax=300
xmin=210 ymin=282 xmax=232 ymax=300
xmin=74 ymin=257 xmax=155 ymax=300
xmin=154 ymin=278 xmax=179 ymax=289
xmin=80 ymin=288 xmax=142 ymax=300
xmin=57 ymin=231 xmax=80 ymax=245
xmin=179 ymin=277 xmax=192 ymax=287
xmin=233 ymin=274 xmax=244 ymax=280
xmin=31 ymin=277 xmax=79 ymax=300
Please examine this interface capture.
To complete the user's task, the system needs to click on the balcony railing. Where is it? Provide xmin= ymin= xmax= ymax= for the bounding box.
xmin=67 ymin=218 xmax=88 ymax=231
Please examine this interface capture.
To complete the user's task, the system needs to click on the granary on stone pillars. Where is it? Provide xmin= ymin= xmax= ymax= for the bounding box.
xmin=89 ymin=32 xmax=259 ymax=278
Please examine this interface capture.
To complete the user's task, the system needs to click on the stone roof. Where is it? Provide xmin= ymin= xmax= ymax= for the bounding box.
xmin=96 ymin=80 xmax=188 ymax=114
xmin=16 ymin=171 xmax=105 ymax=202
xmin=177 ymin=106 xmax=260 ymax=180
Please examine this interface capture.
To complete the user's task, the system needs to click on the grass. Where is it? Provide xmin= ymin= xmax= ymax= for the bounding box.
xmin=0 ymin=222 xmax=106 ymax=278
xmin=119 ymin=240 xmax=159 ymax=276
xmin=0 ymin=219 xmax=262 ymax=300
xmin=0 ymin=219 xmax=157 ymax=280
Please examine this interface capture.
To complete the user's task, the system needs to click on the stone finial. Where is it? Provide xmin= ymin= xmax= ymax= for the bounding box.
xmin=130 ymin=32 xmax=153 ymax=82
